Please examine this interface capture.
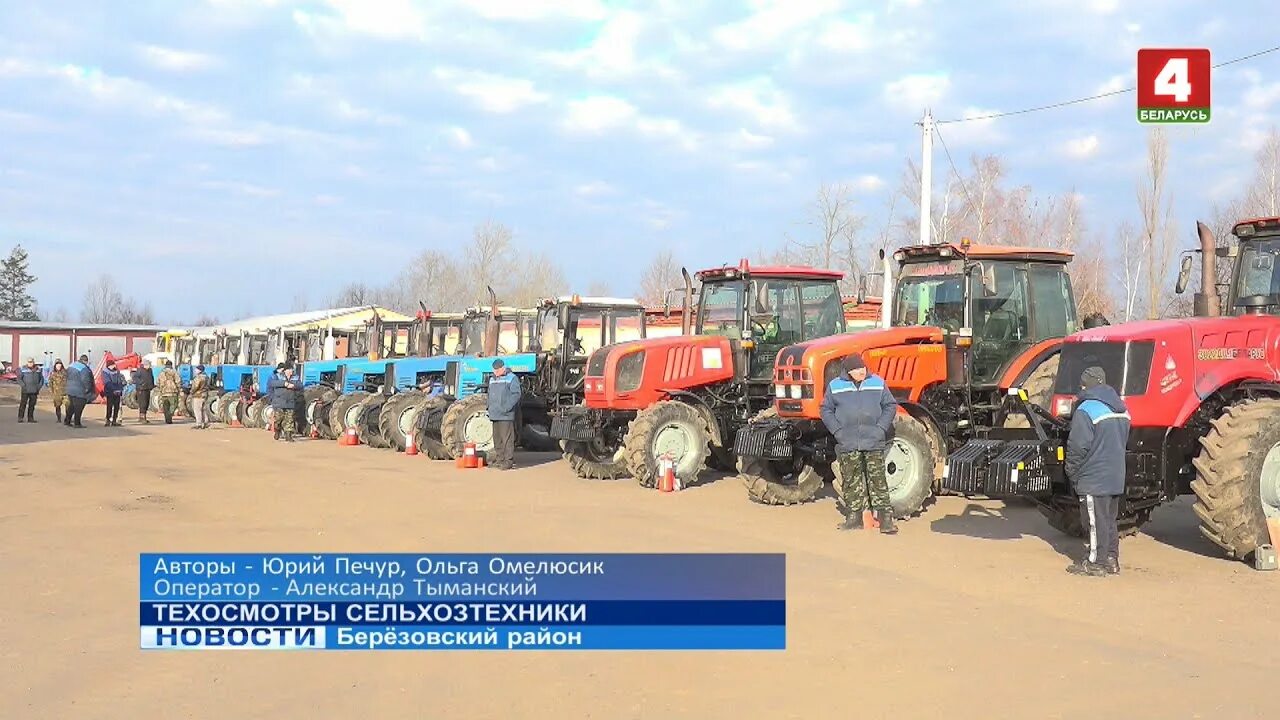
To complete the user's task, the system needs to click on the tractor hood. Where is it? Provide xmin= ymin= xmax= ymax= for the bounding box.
xmin=583 ymin=335 xmax=736 ymax=411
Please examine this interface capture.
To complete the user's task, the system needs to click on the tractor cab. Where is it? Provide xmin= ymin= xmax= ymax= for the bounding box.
xmin=530 ymin=296 xmax=647 ymax=406
xmin=1224 ymin=217 xmax=1280 ymax=316
xmin=893 ymin=243 xmax=1078 ymax=386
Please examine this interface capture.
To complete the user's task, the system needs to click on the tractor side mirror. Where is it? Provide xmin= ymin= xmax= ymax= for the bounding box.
xmin=1175 ymin=254 xmax=1194 ymax=294
xmin=558 ymin=303 xmax=570 ymax=330
xmin=981 ymin=265 xmax=998 ymax=297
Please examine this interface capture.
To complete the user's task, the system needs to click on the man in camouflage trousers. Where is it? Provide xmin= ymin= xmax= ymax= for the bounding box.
xmin=819 ymin=355 xmax=899 ymax=534
xmin=268 ymin=364 xmax=302 ymax=441
xmin=156 ymin=360 xmax=182 ymax=424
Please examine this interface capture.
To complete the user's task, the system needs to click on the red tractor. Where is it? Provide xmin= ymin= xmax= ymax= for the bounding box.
xmin=945 ymin=218 xmax=1280 ymax=560
xmin=550 ymin=260 xmax=851 ymax=487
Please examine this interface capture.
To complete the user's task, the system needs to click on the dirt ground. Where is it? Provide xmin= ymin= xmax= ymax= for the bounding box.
xmin=2 ymin=393 xmax=1278 ymax=719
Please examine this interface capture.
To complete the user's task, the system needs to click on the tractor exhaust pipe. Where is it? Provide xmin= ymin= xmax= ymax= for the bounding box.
xmin=680 ymin=267 xmax=693 ymax=336
xmin=1195 ymin=221 xmax=1220 ymax=317
xmin=483 ymin=286 xmax=500 ymax=356
xmin=879 ymin=248 xmax=893 ymax=328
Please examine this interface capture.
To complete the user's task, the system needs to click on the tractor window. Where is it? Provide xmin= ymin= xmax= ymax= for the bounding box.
xmin=431 ymin=323 xmax=462 ymax=355
xmin=698 ymin=280 xmax=746 ymax=338
xmin=565 ymin=309 xmax=607 ymax=357
xmin=1028 ymin=265 xmax=1078 ymax=340
xmin=970 ymin=263 xmax=1031 ymax=384
xmin=894 ymin=263 xmax=968 ymax=331
xmin=800 ymin=281 xmax=846 ymax=339
xmin=1055 ymin=341 xmax=1155 ymax=396
xmin=1234 ymin=239 xmax=1280 ymax=310
xmin=610 ymin=310 xmax=646 ymax=343
xmin=460 ymin=319 xmax=485 ymax=355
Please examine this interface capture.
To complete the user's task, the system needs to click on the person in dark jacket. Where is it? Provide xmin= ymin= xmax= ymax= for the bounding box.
xmin=101 ymin=360 xmax=126 ymax=427
xmin=133 ymin=360 xmax=156 ymax=424
xmin=486 ymin=359 xmax=521 ymax=470
xmin=268 ymin=365 xmax=302 ymax=441
xmin=820 ymin=355 xmax=900 ymax=533
xmin=65 ymin=355 xmax=96 ymax=429
xmin=17 ymin=358 xmax=43 ymax=423
xmin=1064 ymin=366 xmax=1131 ymax=577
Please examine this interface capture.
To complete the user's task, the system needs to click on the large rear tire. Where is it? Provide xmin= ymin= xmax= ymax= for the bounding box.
xmin=623 ymin=401 xmax=712 ymax=489
xmin=380 ymin=390 xmax=423 ymax=452
xmin=739 ymin=407 xmax=829 ymax=505
xmin=441 ymin=393 xmax=494 ymax=457
xmin=356 ymin=394 xmax=390 ymax=448
xmin=832 ymin=413 xmax=937 ymax=519
xmin=219 ymin=392 xmax=243 ymax=425
xmin=1003 ymin=354 xmax=1060 ymax=428
xmin=412 ymin=396 xmax=453 ymax=459
xmin=329 ymin=392 xmax=370 ymax=438
xmin=123 ymin=387 xmax=137 ymax=410
xmin=245 ymin=397 xmax=269 ymax=429
xmin=1191 ymin=398 xmax=1280 ymax=560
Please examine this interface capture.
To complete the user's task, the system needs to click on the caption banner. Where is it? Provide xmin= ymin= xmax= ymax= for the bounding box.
xmin=139 ymin=553 xmax=785 ymax=651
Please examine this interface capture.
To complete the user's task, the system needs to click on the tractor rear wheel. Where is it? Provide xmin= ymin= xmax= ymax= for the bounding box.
xmin=739 ymin=407 xmax=829 ymax=505
xmin=245 ymin=397 xmax=268 ymax=429
xmin=1191 ymin=398 xmax=1280 ymax=560
xmin=831 ymin=413 xmax=936 ymax=519
xmin=623 ymin=401 xmax=712 ymax=489
xmin=1003 ymin=354 xmax=1060 ymax=429
xmin=310 ymin=391 xmax=340 ymax=439
xmin=202 ymin=395 xmax=218 ymax=423
xmin=413 ymin=396 xmax=453 ymax=459
xmin=328 ymin=392 xmax=369 ymax=438
xmin=441 ymin=393 xmax=494 ymax=457
xmin=220 ymin=393 xmax=243 ymax=425
xmin=356 ymin=394 xmax=390 ymax=448
xmin=123 ymin=387 xmax=137 ymax=410
xmin=563 ymin=437 xmax=629 ymax=480
xmin=380 ymin=390 xmax=423 ymax=452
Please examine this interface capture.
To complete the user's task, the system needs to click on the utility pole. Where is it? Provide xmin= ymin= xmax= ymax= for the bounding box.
xmin=918 ymin=110 xmax=934 ymax=246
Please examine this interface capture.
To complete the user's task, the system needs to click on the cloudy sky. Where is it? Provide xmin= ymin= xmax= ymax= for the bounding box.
xmin=2 ymin=0 xmax=1278 ymax=322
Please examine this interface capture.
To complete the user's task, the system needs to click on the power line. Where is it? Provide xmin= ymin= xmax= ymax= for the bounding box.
xmin=936 ymin=44 xmax=1280 ymax=124
xmin=931 ymin=123 xmax=978 ymax=215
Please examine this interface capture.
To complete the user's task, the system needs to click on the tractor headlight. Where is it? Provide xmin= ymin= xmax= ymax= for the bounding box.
xmin=789 ymin=384 xmax=802 ymax=399
xmin=775 ymin=385 xmax=785 ymax=398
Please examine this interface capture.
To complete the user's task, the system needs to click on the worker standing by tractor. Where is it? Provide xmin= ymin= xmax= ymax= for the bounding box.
xmin=486 ymin=358 xmax=521 ymax=470
xmin=48 ymin=360 xmax=68 ymax=424
xmin=189 ymin=365 xmax=210 ymax=430
xmin=1064 ymin=367 xmax=1131 ymax=577
xmin=820 ymin=356 xmax=899 ymax=534
xmin=133 ymin=360 xmax=155 ymax=424
xmin=65 ymin=355 xmax=96 ymax=429
xmin=101 ymin=360 xmax=126 ymax=427
xmin=156 ymin=361 xmax=182 ymax=425
xmin=269 ymin=364 xmax=302 ymax=442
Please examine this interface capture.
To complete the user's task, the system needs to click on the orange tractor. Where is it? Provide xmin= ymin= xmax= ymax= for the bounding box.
xmin=734 ymin=241 xmax=1088 ymax=518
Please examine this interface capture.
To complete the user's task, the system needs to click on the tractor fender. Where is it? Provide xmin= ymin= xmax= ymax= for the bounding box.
xmin=997 ymin=338 xmax=1063 ymax=390
xmin=1176 ymin=378 xmax=1280 ymax=428
xmin=658 ymin=390 xmax=725 ymax=448
xmin=897 ymin=399 xmax=947 ymax=471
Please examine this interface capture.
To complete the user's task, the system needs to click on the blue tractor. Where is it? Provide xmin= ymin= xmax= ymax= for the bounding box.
xmin=415 ymin=290 xmax=649 ymax=461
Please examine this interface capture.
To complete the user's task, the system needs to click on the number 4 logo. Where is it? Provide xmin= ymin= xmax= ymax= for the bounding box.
xmin=1153 ymin=57 xmax=1192 ymax=103
xmin=1138 ymin=48 xmax=1211 ymax=124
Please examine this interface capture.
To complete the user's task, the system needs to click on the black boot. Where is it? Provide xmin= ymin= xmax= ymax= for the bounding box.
xmin=1065 ymin=559 xmax=1107 ymax=577
xmin=55 ymin=408 xmax=62 ymax=423
xmin=836 ymin=512 xmax=864 ymax=531
xmin=1104 ymin=557 xmax=1120 ymax=575
xmin=877 ymin=510 xmax=898 ymax=535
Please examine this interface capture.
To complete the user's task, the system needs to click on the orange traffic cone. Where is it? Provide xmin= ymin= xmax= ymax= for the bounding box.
xmin=405 ymin=439 xmax=419 ymax=456
xmin=863 ymin=510 xmax=879 ymax=530
xmin=310 ymin=426 xmax=319 ymax=439
xmin=345 ymin=427 xmax=360 ymax=446
xmin=230 ymin=417 xmax=242 ymax=428
xmin=462 ymin=441 xmax=478 ymax=469
xmin=658 ymin=457 xmax=676 ymax=493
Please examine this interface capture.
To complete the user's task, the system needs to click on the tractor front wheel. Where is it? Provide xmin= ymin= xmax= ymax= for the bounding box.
xmin=413 ymin=395 xmax=453 ymax=459
xmin=738 ymin=407 xmax=829 ymax=505
xmin=563 ymin=437 xmax=629 ymax=480
xmin=245 ymin=397 xmax=269 ymax=429
xmin=355 ymin=394 xmax=389 ymax=448
xmin=1191 ymin=398 xmax=1280 ymax=560
xmin=328 ymin=392 xmax=370 ymax=438
xmin=380 ymin=390 xmax=423 ymax=452
xmin=441 ymin=393 xmax=495 ymax=458
xmin=623 ymin=401 xmax=712 ymax=489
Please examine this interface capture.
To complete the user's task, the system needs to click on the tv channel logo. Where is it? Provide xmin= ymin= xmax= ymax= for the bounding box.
xmin=1137 ymin=49 xmax=1211 ymax=124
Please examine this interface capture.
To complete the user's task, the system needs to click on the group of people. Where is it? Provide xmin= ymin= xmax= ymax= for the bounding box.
xmin=819 ymin=355 xmax=1130 ymax=577
xmin=17 ymin=356 xmax=97 ymax=428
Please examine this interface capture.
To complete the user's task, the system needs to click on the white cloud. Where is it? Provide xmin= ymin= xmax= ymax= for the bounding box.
xmin=815 ymin=16 xmax=874 ymax=52
xmin=1088 ymin=0 xmax=1119 ymax=12
xmin=883 ymin=73 xmax=949 ymax=112
xmin=137 ymin=45 xmax=220 ymax=72
xmin=708 ymin=79 xmax=798 ymax=132
xmin=543 ymin=11 xmax=669 ymax=80
xmin=1062 ymin=134 xmax=1100 ymax=159
xmin=334 ymin=99 xmax=404 ymax=126
xmin=1124 ymin=22 xmax=1141 ymax=34
xmin=434 ymin=67 xmax=548 ymax=113
xmin=574 ymin=181 xmax=616 ymax=198
xmin=730 ymin=128 xmax=774 ymax=150
xmin=200 ymin=180 xmax=280 ymax=197
xmin=561 ymin=95 xmax=696 ymax=149
xmin=456 ymin=0 xmax=607 ymax=22
xmin=314 ymin=194 xmax=341 ymax=205
xmin=446 ymin=126 xmax=473 ymax=149
xmin=294 ymin=0 xmax=428 ymax=40
xmin=712 ymin=0 xmax=842 ymax=52
xmin=937 ymin=107 xmax=1004 ymax=146
xmin=854 ymin=174 xmax=885 ymax=191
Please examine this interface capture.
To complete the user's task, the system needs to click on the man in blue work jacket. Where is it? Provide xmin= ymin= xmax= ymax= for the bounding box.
xmin=1065 ymin=366 xmax=1131 ymax=577
xmin=820 ymin=354 xmax=899 ymax=533
xmin=486 ymin=358 xmax=522 ymax=470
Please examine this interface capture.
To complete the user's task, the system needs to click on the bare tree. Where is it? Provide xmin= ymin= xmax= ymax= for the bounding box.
xmin=331 ymin=282 xmax=374 ymax=307
xmin=290 ymin=293 xmax=309 ymax=312
xmin=50 ymin=306 xmax=71 ymax=323
xmin=786 ymin=183 xmax=867 ymax=289
xmin=1114 ymin=222 xmax=1147 ymax=321
xmin=193 ymin=313 xmax=221 ymax=326
xmin=466 ymin=219 xmax=516 ymax=302
xmin=384 ymin=249 xmax=470 ymax=313
xmin=586 ymin=281 xmax=613 ymax=297
xmin=508 ymin=252 xmax=568 ymax=306
xmin=637 ymin=250 xmax=681 ymax=307
xmin=1248 ymin=129 xmax=1280 ymax=217
xmin=1137 ymin=128 xmax=1176 ymax=320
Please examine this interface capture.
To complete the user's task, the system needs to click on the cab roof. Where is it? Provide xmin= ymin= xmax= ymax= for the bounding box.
xmin=696 ymin=260 xmax=843 ymax=281
xmin=897 ymin=242 xmax=1073 ymax=264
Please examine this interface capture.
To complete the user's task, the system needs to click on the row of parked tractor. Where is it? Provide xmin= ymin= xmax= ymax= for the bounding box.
xmin=130 ymin=216 xmax=1280 ymax=564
